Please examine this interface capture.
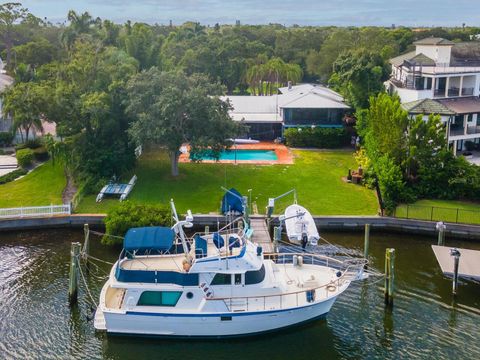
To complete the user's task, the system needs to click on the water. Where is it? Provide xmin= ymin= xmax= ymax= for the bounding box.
xmin=1 ymin=229 xmax=480 ymax=359
xmin=192 ymin=149 xmax=278 ymax=161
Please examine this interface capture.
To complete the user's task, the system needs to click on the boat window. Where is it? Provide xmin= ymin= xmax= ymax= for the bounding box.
xmin=234 ymin=274 xmax=242 ymax=285
xmin=211 ymin=273 xmax=231 ymax=285
xmin=137 ymin=291 xmax=182 ymax=306
xmin=245 ymin=265 xmax=266 ymax=285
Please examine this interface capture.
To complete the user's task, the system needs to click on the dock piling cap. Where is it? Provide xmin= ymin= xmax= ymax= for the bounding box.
xmin=450 ymin=248 xmax=461 ymax=257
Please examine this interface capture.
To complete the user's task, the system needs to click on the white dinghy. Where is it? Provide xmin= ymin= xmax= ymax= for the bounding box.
xmin=284 ymin=204 xmax=319 ymax=246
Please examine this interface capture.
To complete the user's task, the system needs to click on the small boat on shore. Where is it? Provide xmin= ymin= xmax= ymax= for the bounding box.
xmin=284 ymin=204 xmax=319 ymax=247
xmin=94 ymin=201 xmax=365 ymax=337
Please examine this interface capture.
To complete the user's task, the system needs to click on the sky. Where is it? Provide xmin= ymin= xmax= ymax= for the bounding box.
xmin=19 ymin=0 xmax=480 ymax=27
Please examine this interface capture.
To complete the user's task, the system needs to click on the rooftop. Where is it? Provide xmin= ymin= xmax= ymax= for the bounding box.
xmin=402 ymin=98 xmax=456 ymax=115
xmin=222 ymin=84 xmax=348 ymax=122
xmin=438 ymin=97 xmax=480 ymax=114
xmin=413 ymin=37 xmax=455 ymax=46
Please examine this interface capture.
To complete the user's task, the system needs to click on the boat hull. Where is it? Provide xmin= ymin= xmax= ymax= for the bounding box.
xmin=99 ymin=296 xmax=338 ymax=337
xmin=284 ymin=204 xmax=319 ymax=246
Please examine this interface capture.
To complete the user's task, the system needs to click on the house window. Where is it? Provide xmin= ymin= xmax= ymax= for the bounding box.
xmin=426 ymin=77 xmax=432 ymax=90
xmin=137 ymin=291 xmax=182 ymax=306
xmin=211 ymin=273 xmax=231 ymax=285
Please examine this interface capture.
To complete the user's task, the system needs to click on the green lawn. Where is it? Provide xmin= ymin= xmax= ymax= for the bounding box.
xmin=0 ymin=161 xmax=66 ymax=208
xmin=395 ymin=199 xmax=480 ymax=224
xmin=76 ymin=149 xmax=379 ymax=215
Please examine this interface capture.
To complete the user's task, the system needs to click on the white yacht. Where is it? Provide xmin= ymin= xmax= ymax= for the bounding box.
xmin=94 ymin=202 xmax=366 ymax=337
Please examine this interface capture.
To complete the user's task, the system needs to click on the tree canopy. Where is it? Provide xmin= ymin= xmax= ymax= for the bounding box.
xmin=126 ymin=69 xmax=241 ymax=176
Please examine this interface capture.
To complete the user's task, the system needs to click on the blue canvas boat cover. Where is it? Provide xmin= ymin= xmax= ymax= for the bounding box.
xmin=221 ymin=188 xmax=244 ymax=214
xmin=124 ymin=227 xmax=174 ymax=252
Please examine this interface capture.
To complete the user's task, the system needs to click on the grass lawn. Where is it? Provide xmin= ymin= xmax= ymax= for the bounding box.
xmin=0 ymin=161 xmax=66 ymax=208
xmin=76 ymin=149 xmax=378 ymax=215
xmin=395 ymin=199 xmax=480 ymax=224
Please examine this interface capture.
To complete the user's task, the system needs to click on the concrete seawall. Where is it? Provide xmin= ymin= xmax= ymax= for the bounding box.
xmin=1 ymin=214 xmax=480 ymax=240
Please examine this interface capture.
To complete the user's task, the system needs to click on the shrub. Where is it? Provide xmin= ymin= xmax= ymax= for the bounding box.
xmin=16 ymin=148 xmax=34 ymax=168
xmin=33 ymin=146 xmax=49 ymax=162
xmin=102 ymin=201 xmax=171 ymax=246
xmin=0 ymin=132 xmax=13 ymax=146
xmin=0 ymin=168 xmax=28 ymax=184
xmin=25 ymin=138 xmax=43 ymax=149
xmin=284 ymin=127 xmax=349 ymax=148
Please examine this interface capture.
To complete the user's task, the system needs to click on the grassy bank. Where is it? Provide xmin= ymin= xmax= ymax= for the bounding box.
xmin=76 ymin=149 xmax=378 ymax=215
xmin=395 ymin=199 xmax=480 ymax=224
xmin=0 ymin=161 xmax=66 ymax=208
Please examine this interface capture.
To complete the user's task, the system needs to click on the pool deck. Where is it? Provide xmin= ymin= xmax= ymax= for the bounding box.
xmin=179 ymin=142 xmax=294 ymax=165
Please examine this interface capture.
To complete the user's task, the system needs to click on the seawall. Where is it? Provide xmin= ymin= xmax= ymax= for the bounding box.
xmin=1 ymin=214 xmax=480 ymax=240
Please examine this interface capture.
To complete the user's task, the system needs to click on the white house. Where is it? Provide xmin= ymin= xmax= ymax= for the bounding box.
xmin=386 ymin=38 xmax=480 ymax=153
xmin=221 ymin=84 xmax=350 ymax=140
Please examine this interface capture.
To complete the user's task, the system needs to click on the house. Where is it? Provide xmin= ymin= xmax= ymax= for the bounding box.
xmin=221 ymin=84 xmax=350 ymax=140
xmin=386 ymin=38 xmax=480 ymax=153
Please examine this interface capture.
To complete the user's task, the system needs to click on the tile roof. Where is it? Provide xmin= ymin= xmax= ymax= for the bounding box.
xmin=413 ymin=37 xmax=455 ymax=46
xmin=438 ymin=97 xmax=480 ymax=114
xmin=402 ymin=99 xmax=456 ymax=115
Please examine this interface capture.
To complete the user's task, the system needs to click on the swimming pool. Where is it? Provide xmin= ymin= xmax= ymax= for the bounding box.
xmin=192 ymin=149 xmax=278 ymax=161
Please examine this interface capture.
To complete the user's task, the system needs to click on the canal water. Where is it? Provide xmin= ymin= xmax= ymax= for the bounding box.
xmin=1 ymin=229 xmax=479 ymax=359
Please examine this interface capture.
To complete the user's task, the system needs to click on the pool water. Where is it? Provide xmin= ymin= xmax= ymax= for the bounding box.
xmin=192 ymin=149 xmax=278 ymax=161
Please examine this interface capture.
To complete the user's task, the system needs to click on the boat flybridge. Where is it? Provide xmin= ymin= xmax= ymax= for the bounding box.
xmin=94 ymin=201 xmax=367 ymax=337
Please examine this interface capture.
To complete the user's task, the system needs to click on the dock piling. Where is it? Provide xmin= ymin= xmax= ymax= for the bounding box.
xmin=436 ymin=222 xmax=446 ymax=246
xmin=68 ymin=242 xmax=82 ymax=306
xmin=384 ymin=248 xmax=395 ymax=307
xmin=450 ymin=248 xmax=461 ymax=296
xmin=205 ymin=225 xmax=209 ymax=235
xmin=83 ymin=224 xmax=90 ymax=272
xmin=364 ymin=224 xmax=370 ymax=260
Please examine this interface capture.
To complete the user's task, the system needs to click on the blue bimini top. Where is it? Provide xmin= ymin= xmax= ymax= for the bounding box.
xmin=124 ymin=227 xmax=174 ymax=252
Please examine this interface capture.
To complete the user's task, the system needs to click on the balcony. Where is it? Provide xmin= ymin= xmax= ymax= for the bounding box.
xmin=434 ymin=89 xmax=446 ymax=98
xmin=450 ymin=126 xmax=480 ymax=137
xmin=462 ymin=87 xmax=474 ymax=96
xmin=448 ymin=88 xmax=460 ymax=97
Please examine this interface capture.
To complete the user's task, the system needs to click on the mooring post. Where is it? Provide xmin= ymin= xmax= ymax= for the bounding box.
xmin=450 ymin=248 xmax=461 ymax=296
xmin=205 ymin=225 xmax=209 ymax=235
xmin=384 ymin=248 xmax=395 ymax=307
xmin=364 ymin=224 xmax=370 ymax=260
xmin=68 ymin=242 xmax=81 ymax=306
xmin=83 ymin=224 xmax=90 ymax=272
xmin=273 ymin=226 xmax=281 ymax=253
xmin=436 ymin=221 xmax=446 ymax=246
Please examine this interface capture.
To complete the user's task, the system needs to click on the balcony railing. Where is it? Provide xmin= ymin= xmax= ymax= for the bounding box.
xmin=434 ymin=89 xmax=446 ymax=97
xmin=462 ymin=87 xmax=474 ymax=96
xmin=448 ymin=88 xmax=460 ymax=97
xmin=450 ymin=126 xmax=480 ymax=137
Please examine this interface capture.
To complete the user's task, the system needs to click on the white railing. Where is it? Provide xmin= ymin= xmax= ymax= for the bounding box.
xmin=0 ymin=204 xmax=71 ymax=219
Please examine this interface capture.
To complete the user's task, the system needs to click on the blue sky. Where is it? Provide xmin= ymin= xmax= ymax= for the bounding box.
xmin=21 ymin=0 xmax=480 ymax=26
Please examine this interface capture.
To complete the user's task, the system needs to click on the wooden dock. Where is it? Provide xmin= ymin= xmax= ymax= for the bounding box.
xmin=249 ymin=217 xmax=274 ymax=253
xmin=432 ymin=245 xmax=480 ymax=280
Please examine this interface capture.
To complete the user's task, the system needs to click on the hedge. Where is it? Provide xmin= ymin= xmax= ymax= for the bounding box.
xmin=284 ymin=127 xmax=350 ymax=148
xmin=102 ymin=201 xmax=171 ymax=245
xmin=0 ymin=132 xmax=13 ymax=146
xmin=0 ymin=168 xmax=28 ymax=184
xmin=16 ymin=148 xmax=34 ymax=168
xmin=33 ymin=146 xmax=49 ymax=162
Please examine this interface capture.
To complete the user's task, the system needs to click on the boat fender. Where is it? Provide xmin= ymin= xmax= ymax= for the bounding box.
xmin=327 ymin=284 xmax=337 ymax=292
xmin=293 ymin=255 xmax=298 ymax=266
xmin=297 ymin=256 xmax=303 ymax=267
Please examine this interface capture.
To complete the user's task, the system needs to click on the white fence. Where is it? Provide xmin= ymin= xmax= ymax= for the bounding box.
xmin=0 ymin=204 xmax=71 ymax=219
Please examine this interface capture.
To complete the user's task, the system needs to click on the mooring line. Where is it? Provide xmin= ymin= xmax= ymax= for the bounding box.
xmin=76 ymin=256 xmax=98 ymax=307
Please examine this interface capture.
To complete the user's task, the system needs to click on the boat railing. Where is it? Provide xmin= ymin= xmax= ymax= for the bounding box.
xmin=207 ymin=252 xmax=366 ymax=312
